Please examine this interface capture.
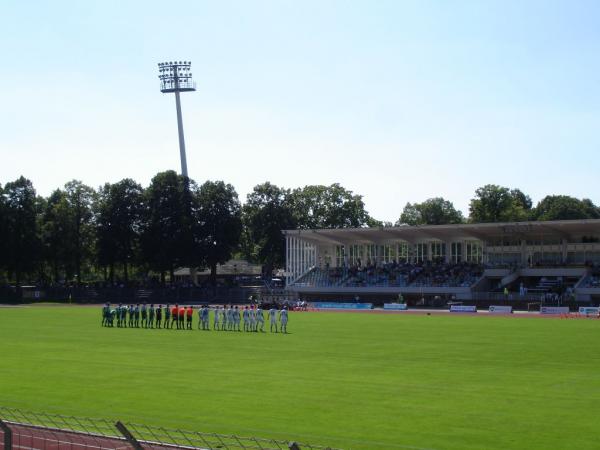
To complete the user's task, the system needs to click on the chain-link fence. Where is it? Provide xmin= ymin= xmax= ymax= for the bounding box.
xmin=0 ymin=406 xmax=339 ymax=450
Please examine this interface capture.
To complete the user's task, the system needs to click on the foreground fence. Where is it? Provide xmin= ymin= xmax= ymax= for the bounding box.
xmin=0 ymin=407 xmax=338 ymax=450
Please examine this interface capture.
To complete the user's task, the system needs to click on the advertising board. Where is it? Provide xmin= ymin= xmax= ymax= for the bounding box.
xmin=450 ymin=305 xmax=477 ymax=313
xmin=383 ymin=303 xmax=408 ymax=310
xmin=540 ymin=306 xmax=570 ymax=315
xmin=578 ymin=307 xmax=600 ymax=315
xmin=313 ymin=302 xmax=373 ymax=310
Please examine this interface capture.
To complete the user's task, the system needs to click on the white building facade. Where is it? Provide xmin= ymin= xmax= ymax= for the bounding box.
xmin=284 ymin=219 xmax=600 ymax=302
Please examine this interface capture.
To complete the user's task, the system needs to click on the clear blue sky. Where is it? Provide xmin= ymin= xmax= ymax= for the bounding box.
xmin=1 ymin=0 xmax=599 ymax=222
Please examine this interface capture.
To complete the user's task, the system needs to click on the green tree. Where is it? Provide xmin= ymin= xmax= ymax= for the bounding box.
xmin=196 ymin=181 xmax=242 ymax=286
xmin=581 ymin=199 xmax=600 ymax=218
xmin=469 ymin=185 xmax=531 ymax=223
xmin=3 ymin=177 xmax=40 ymax=286
xmin=177 ymin=177 xmax=203 ymax=272
xmin=0 ymin=183 xmax=6 ymax=280
xmin=63 ymin=180 xmax=97 ymax=283
xmin=140 ymin=171 xmax=188 ymax=283
xmin=533 ymin=195 xmax=600 ymax=221
xmin=397 ymin=198 xmax=464 ymax=225
xmin=288 ymin=183 xmax=372 ymax=229
xmin=510 ymin=188 xmax=533 ymax=211
xmin=96 ymin=179 xmax=144 ymax=282
xmin=242 ymin=182 xmax=296 ymax=275
xmin=40 ymin=189 xmax=71 ymax=282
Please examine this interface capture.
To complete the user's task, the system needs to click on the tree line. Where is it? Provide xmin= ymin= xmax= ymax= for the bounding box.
xmin=0 ymin=174 xmax=598 ymax=286
xmin=398 ymin=186 xmax=599 ymax=226
xmin=0 ymin=173 xmax=373 ymax=286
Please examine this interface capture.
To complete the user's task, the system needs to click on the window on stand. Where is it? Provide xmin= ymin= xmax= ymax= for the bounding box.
xmin=451 ymin=242 xmax=462 ymax=263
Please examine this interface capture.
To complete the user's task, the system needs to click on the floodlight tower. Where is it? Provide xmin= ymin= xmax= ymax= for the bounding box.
xmin=158 ymin=61 xmax=196 ymax=178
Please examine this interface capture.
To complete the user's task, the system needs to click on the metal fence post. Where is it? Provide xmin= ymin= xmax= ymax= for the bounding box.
xmin=115 ymin=421 xmax=143 ymax=450
xmin=0 ymin=419 xmax=12 ymax=450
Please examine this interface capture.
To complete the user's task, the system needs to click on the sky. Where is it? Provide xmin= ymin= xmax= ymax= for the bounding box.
xmin=1 ymin=0 xmax=600 ymax=223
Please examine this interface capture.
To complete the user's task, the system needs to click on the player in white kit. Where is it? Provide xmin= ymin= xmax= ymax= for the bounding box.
xmin=220 ymin=306 xmax=227 ymax=331
xmin=279 ymin=306 xmax=289 ymax=333
xmin=213 ymin=305 xmax=220 ymax=330
xmin=227 ymin=305 xmax=234 ymax=330
xmin=233 ymin=306 xmax=241 ymax=331
xmin=269 ymin=307 xmax=278 ymax=333
xmin=249 ymin=306 xmax=256 ymax=332
xmin=256 ymin=306 xmax=265 ymax=332
xmin=243 ymin=306 xmax=250 ymax=332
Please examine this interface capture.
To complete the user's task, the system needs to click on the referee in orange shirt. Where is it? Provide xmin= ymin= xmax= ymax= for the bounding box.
xmin=171 ymin=304 xmax=179 ymax=329
xmin=186 ymin=306 xmax=193 ymax=329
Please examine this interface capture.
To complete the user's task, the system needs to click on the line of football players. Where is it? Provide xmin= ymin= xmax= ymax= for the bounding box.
xmin=101 ymin=303 xmax=288 ymax=333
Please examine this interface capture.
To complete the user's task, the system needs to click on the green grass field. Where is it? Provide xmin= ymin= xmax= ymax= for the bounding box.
xmin=1 ymin=306 xmax=600 ymax=450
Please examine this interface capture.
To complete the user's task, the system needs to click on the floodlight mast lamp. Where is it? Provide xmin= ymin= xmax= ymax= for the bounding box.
xmin=158 ymin=61 xmax=196 ymax=178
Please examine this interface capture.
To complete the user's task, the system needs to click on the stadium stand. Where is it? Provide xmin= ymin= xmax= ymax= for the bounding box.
xmin=283 ymin=219 xmax=600 ymax=305
xmin=583 ymin=274 xmax=600 ymax=288
xmin=296 ymin=262 xmax=483 ymax=289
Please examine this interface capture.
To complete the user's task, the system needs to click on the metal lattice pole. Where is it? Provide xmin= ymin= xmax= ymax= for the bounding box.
xmin=157 ymin=61 xmax=196 ymax=178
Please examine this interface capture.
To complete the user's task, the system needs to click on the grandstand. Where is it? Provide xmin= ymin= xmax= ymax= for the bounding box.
xmin=284 ymin=219 xmax=600 ymax=304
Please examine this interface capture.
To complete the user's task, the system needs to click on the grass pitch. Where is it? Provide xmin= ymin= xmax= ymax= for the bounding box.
xmin=1 ymin=306 xmax=599 ymax=450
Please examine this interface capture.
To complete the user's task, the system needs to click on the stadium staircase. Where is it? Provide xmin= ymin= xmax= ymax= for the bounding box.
xmin=84 ymin=288 xmax=100 ymax=303
xmin=134 ymin=289 xmax=153 ymax=301
xmin=292 ymin=267 xmax=350 ymax=287
xmin=581 ymin=274 xmax=600 ymax=288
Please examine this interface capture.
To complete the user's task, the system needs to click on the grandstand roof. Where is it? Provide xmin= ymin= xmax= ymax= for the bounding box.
xmin=283 ymin=219 xmax=600 ymax=245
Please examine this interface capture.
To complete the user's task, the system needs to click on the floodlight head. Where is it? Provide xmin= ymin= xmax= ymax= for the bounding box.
xmin=158 ymin=60 xmax=196 ymax=94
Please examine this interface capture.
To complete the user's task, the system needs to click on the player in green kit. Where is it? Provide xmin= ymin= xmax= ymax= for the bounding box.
xmin=128 ymin=304 xmax=135 ymax=327
xmin=156 ymin=304 xmax=162 ymax=329
xmin=109 ymin=308 xmax=116 ymax=326
xmin=102 ymin=303 xmax=109 ymax=326
xmin=134 ymin=304 xmax=140 ymax=327
xmin=148 ymin=304 xmax=155 ymax=328
xmin=164 ymin=304 xmax=171 ymax=329
xmin=120 ymin=304 xmax=128 ymax=328
xmin=141 ymin=304 xmax=148 ymax=328
xmin=115 ymin=304 xmax=122 ymax=327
